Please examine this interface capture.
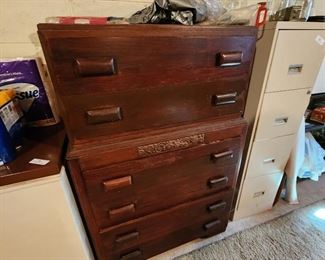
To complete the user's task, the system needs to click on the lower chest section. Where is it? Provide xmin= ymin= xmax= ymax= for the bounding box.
xmin=67 ymin=119 xmax=246 ymax=259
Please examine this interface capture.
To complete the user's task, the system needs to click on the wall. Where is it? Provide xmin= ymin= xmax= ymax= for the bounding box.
xmin=0 ymin=0 xmax=262 ymax=79
xmin=0 ymin=0 xmax=152 ymax=61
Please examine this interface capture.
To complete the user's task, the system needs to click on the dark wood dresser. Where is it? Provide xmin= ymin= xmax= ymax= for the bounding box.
xmin=38 ymin=24 xmax=256 ymax=260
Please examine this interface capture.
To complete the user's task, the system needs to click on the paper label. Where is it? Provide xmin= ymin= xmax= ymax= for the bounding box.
xmin=29 ymin=158 xmax=50 ymax=166
xmin=315 ymin=35 xmax=325 ymax=46
xmin=0 ymin=101 xmax=20 ymax=131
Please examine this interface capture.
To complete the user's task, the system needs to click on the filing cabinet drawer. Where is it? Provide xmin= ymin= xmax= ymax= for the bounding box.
xmin=255 ymin=88 xmax=310 ymax=140
xmin=100 ymin=190 xmax=233 ymax=259
xmin=84 ymin=137 xmax=241 ymax=228
xmin=266 ymin=30 xmax=325 ymax=93
xmin=236 ymin=172 xmax=283 ymax=219
xmin=246 ymin=135 xmax=295 ymax=178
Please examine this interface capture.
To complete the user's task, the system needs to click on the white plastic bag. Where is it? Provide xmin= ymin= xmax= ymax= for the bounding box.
xmin=216 ymin=4 xmax=259 ymax=25
xmin=298 ymin=132 xmax=325 ymax=181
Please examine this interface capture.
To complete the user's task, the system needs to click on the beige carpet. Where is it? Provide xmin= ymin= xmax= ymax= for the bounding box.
xmin=152 ymin=175 xmax=325 ymax=259
xmin=176 ymin=200 xmax=325 ymax=260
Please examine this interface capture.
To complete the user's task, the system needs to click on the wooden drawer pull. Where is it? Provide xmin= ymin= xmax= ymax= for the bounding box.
xmin=86 ymin=106 xmax=122 ymax=125
xmin=204 ymin=219 xmax=221 ymax=230
xmin=207 ymin=201 xmax=227 ymax=212
xmin=216 ymin=52 xmax=242 ymax=67
xmin=115 ymin=231 xmax=139 ymax=243
xmin=120 ymin=249 xmax=142 ymax=260
xmin=109 ymin=204 xmax=135 ymax=219
xmin=74 ymin=57 xmax=117 ymax=77
xmin=212 ymin=150 xmax=234 ymax=160
xmin=208 ymin=176 xmax=228 ymax=188
xmin=103 ymin=176 xmax=132 ymax=192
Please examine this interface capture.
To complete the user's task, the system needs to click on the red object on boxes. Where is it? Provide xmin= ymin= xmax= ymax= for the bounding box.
xmin=310 ymin=107 xmax=325 ymax=124
xmin=255 ymin=2 xmax=267 ymax=27
xmin=47 ymin=17 xmax=108 ymax=25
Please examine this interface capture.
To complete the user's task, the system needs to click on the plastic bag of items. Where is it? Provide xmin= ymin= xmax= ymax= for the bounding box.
xmin=128 ymin=0 xmax=208 ymax=25
xmin=199 ymin=0 xmax=225 ymax=25
xmin=216 ymin=3 xmax=267 ymax=26
xmin=298 ymin=132 xmax=325 ymax=181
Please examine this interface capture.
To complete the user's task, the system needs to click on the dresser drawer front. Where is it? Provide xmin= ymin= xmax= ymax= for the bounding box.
xmin=266 ymin=30 xmax=325 ymax=93
xmin=39 ymin=26 xmax=256 ymax=96
xmin=84 ymin=137 xmax=241 ymax=228
xmin=255 ymin=88 xmax=310 ymax=140
xmin=100 ymin=190 xmax=233 ymax=256
xmin=63 ymin=80 xmax=247 ymax=141
xmin=246 ymin=135 xmax=295 ymax=178
xmin=38 ymin=24 xmax=256 ymax=142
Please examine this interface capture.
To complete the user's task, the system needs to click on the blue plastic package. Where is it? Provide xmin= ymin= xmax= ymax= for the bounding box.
xmin=0 ymin=119 xmax=16 ymax=165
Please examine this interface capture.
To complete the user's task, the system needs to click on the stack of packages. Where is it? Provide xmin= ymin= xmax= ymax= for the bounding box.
xmin=310 ymin=107 xmax=325 ymax=124
xmin=0 ymin=59 xmax=59 ymax=165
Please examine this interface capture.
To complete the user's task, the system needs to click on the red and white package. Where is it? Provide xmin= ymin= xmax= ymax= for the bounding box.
xmin=47 ymin=16 xmax=108 ymax=25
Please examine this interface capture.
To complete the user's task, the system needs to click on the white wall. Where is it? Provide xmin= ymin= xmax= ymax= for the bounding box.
xmin=0 ymin=0 xmax=152 ymax=61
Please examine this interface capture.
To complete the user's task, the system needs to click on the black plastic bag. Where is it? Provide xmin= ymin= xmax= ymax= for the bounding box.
xmin=128 ymin=0 xmax=207 ymax=25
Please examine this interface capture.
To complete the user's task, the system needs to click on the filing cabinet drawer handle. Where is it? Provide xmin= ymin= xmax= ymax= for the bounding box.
xmin=212 ymin=93 xmax=237 ymax=106
xmin=103 ymin=176 xmax=132 ymax=192
xmin=253 ymin=191 xmax=265 ymax=198
xmin=74 ymin=57 xmax=117 ymax=77
xmin=216 ymin=52 xmax=243 ymax=67
xmin=86 ymin=106 xmax=122 ymax=125
xmin=212 ymin=150 xmax=234 ymax=160
xmin=208 ymin=176 xmax=229 ymax=188
xmin=288 ymin=64 xmax=303 ymax=74
xmin=120 ymin=249 xmax=142 ymax=260
xmin=109 ymin=204 xmax=135 ymax=219
xmin=275 ymin=117 xmax=288 ymax=126
xmin=204 ymin=219 xmax=221 ymax=230
xmin=207 ymin=201 xmax=227 ymax=212
xmin=115 ymin=231 xmax=139 ymax=243
xmin=263 ymin=158 xmax=275 ymax=164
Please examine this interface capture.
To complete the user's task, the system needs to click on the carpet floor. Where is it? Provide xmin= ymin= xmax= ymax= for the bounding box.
xmin=176 ymin=200 xmax=325 ymax=260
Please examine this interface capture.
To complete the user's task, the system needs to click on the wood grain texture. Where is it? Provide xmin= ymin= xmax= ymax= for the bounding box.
xmin=99 ymin=190 xmax=233 ymax=257
xmin=84 ymin=136 xmax=240 ymax=228
xmin=0 ymin=124 xmax=65 ymax=186
xmin=38 ymin=24 xmax=256 ymax=260
xmin=38 ymin=24 xmax=256 ymax=145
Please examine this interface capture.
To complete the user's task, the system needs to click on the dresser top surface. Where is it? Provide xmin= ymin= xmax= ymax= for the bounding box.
xmin=38 ymin=23 xmax=257 ymax=37
xmin=0 ymin=124 xmax=65 ymax=186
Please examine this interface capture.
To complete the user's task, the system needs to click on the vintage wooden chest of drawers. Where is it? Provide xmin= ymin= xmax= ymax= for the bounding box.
xmin=38 ymin=24 xmax=256 ymax=259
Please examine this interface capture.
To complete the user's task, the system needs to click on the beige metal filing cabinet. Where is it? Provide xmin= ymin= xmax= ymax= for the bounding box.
xmin=234 ymin=22 xmax=325 ymax=219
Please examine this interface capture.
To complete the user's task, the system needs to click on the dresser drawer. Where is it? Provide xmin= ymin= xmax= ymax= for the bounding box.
xmin=38 ymin=24 xmax=256 ymax=143
xmin=38 ymin=25 xmax=256 ymax=96
xmin=84 ymin=137 xmax=240 ymax=228
xmin=255 ymin=88 xmax=310 ymax=140
xmin=100 ymin=190 xmax=233 ymax=259
xmin=246 ymin=135 xmax=295 ymax=178
xmin=63 ymin=79 xmax=247 ymax=142
xmin=266 ymin=30 xmax=325 ymax=93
